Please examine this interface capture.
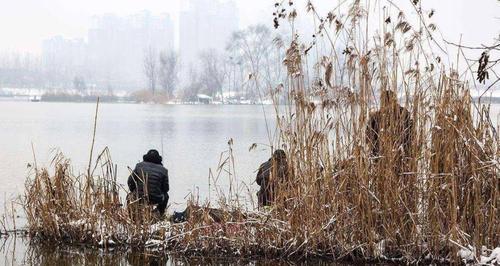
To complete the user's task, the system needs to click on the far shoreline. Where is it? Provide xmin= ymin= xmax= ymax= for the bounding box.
xmin=0 ymin=96 xmax=277 ymax=105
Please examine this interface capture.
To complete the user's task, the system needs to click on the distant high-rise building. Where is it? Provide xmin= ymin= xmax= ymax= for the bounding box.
xmin=41 ymin=11 xmax=175 ymax=90
xmin=88 ymin=11 xmax=175 ymax=89
xmin=41 ymin=36 xmax=87 ymax=88
xmin=179 ymin=0 xmax=238 ymax=68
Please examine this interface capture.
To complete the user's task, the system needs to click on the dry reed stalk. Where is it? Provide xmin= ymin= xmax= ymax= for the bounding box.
xmin=255 ymin=0 xmax=498 ymax=262
xmin=23 ymin=149 xmax=162 ymax=247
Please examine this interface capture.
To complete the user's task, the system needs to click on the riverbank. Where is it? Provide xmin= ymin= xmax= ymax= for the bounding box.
xmin=0 ymin=87 xmax=275 ymax=105
xmin=3 ymin=92 xmax=500 ymax=105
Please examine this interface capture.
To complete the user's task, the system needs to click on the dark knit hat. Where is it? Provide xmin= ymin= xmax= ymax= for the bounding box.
xmin=273 ymin=149 xmax=286 ymax=161
xmin=143 ymin=149 xmax=162 ymax=165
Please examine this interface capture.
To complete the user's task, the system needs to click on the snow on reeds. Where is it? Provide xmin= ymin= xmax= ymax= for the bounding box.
xmin=22 ymin=0 xmax=498 ymax=264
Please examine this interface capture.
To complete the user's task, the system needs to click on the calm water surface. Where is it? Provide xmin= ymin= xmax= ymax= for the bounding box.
xmin=0 ymin=101 xmax=278 ymax=209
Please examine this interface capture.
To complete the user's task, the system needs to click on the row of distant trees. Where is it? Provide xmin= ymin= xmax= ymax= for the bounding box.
xmin=143 ymin=48 xmax=179 ymax=98
xmin=142 ymin=24 xmax=286 ymax=102
xmin=0 ymin=52 xmax=89 ymax=91
xmin=0 ymin=24 xmax=286 ymax=102
xmin=0 ymin=52 xmax=44 ymax=88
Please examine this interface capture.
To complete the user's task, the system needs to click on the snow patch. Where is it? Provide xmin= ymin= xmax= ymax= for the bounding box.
xmin=480 ymin=247 xmax=500 ymax=265
xmin=458 ymin=246 xmax=500 ymax=265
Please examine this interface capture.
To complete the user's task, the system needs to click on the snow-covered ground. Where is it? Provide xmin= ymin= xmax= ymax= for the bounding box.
xmin=458 ymin=246 xmax=500 ymax=265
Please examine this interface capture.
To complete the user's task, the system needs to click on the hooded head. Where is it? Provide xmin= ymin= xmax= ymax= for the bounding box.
xmin=380 ymin=89 xmax=398 ymax=108
xmin=143 ymin=149 xmax=162 ymax=165
xmin=272 ymin=149 xmax=287 ymax=163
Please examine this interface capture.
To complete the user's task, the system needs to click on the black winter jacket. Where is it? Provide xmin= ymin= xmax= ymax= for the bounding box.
xmin=128 ymin=161 xmax=169 ymax=202
xmin=256 ymin=158 xmax=288 ymax=207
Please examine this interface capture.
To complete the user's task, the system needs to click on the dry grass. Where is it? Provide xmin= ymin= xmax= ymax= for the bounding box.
xmin=23 ymin=149 xmax=161 ymax=247
xmin=131 ymin=89 xmax=171 ymax=104
xmin=21 ymin=0 xmax=498 ymax=264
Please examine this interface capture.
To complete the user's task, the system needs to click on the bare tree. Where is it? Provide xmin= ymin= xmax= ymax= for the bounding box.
xmin=143 ymin=46 xmax=158 ymax=94
xmin=181 ymin=66 xmax=202 ymax=102
xmin=0 ymin=52 xmax=45 ymax=88
xmin=227 ymin=24 xmax=284 ymax=100
xmin=158 ymin=51 xmax=179 ymax=98
xmin=73 ymin=76 xmax=87 ymax=93
xmin=199 ymin=49 xmax=228 ymax=100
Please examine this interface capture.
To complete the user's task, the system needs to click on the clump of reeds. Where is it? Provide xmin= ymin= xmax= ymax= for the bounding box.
xmin=164 ymin=0 xmax=499 ymax=263
xmin=254 ymin=0 xmax=498 ymax=263
xmin=23 ymin=148 xmax=163 ymax=247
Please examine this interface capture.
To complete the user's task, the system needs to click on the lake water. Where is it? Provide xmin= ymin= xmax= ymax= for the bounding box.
xmin=0 ymin=235 xmax=369 ymax=266
xmin=0 ymin=101 xmax=279 ymax=211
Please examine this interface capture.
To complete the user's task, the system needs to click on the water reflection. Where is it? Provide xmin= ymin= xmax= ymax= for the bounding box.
xmin=23 ymin=242 xmax=169 ymax=266
xmin=0 ymin=236 xmax=371 ymax=266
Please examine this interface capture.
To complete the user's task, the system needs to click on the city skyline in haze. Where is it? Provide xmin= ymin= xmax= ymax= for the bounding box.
xmin=35 ymin=2 xmax=240 ymax=90
xmin=0 ymin=0 xmax=499 ymax=54
xmin=0 ymin=0 xmax=498 ymax=93
xmin=0 ymin=0 xmax=262 ymax=54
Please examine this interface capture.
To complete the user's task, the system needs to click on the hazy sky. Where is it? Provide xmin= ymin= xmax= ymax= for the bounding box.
xmin=0 ymin=0 xmax=498 ymax=54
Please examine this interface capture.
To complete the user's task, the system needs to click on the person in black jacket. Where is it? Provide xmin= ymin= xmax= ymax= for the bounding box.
xmin=256 ymin=149 xmax=288 ymax=207
xmin=366 ymin=90 xmax=414 ymax=173
xmin=128 ymin=149 xmax=169 ymax=216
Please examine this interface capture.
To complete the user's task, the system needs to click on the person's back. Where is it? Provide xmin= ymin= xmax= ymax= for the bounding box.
xmin=256 ymin=149 xmax=288 ymax=207
xmin=366 ymin=90 xmax=413 ymax=158
xmin=128 ymin=149 xmax=169 ymax=216
xmin=256 ymin=159 xmax=272 ymax=206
